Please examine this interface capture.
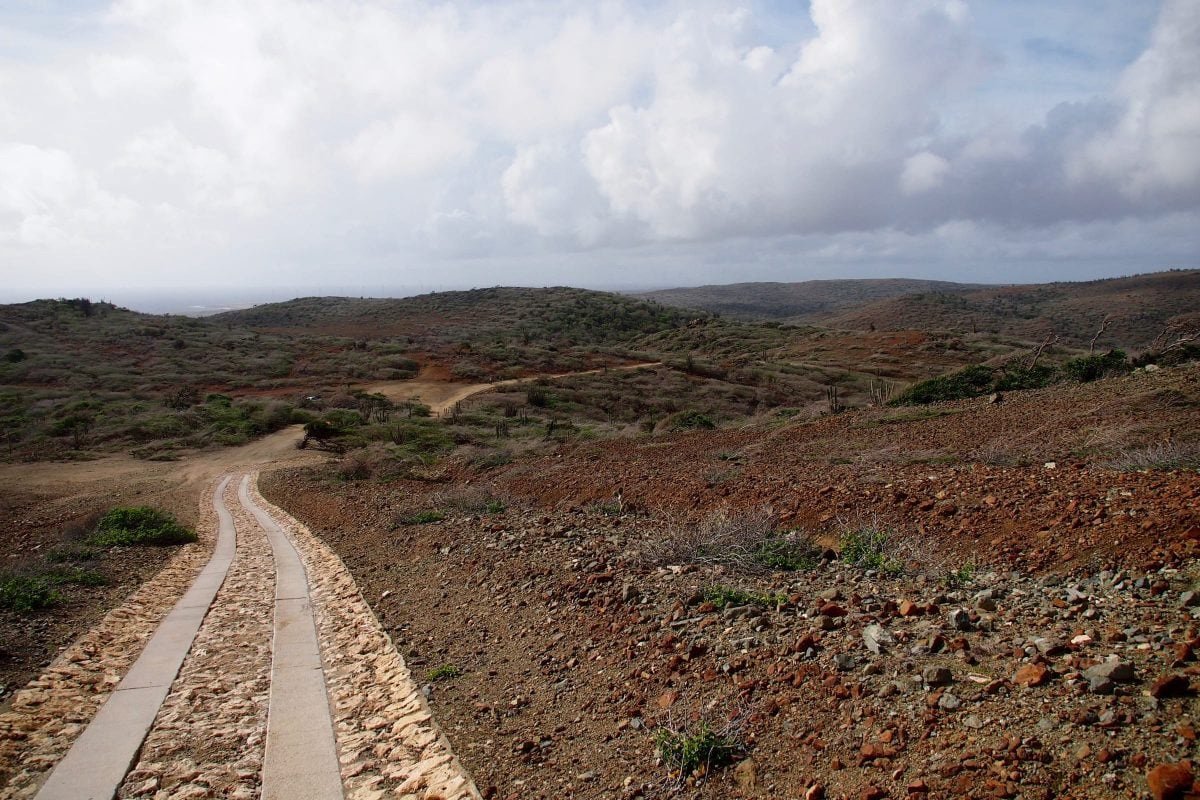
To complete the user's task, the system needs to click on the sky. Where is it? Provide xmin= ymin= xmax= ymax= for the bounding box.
xmin=1 ymin=0 xmax=1198 ymax=304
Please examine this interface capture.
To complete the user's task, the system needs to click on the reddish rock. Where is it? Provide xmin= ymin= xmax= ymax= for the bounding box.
xmin=1150 ymin=674 xmax=1191 ymax=698
xmin=805 ymin=785 xmax=826 ymax=800
xmin=1014 ymin=662 xmax=1050 ymax=687
xmin=906 ymin=779 xmax=929 ymax=793
xmin=862 ymin=787 xmax=888 ymax=800
xmin=899 ymin=600 xmax=921 ymax=617
xmin=820 ymin=603 xmax=848 ymax=617
xmin=1146 ymin=761 xmax=1194 ymax=800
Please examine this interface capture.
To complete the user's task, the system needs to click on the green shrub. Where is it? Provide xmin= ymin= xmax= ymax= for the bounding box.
xmin=942 ymin=560 xmax=976 ymax=589
xmin=46 ymin=544 xmax=101 ymax=563
xmin=424 ymin=664 xmax=461 ymax=682
xmin=400 ymin=510 xmax=445 ymax=525
xmin=839 ymin=524 xmax=903 ymax=574
xmin=1134 ymin=343 xmax=1200 ymax=368
xmin=655 ymin=721 xmax=740 ymax=779
xmin=702 ymin=585 xmax=785 ymax=609
xmin=89 ymin=507 xmax=197 ymax=546
xmin=0 ymin=575 xmax=60 ymax=611
xmin=4 ymin=348 xmax=26 ymax=363
xmin=993 ymin=363 xmax=1056 ymax=391
xmin=891 ymin=365 xmax=994 ymax=405
xmin=671 ymin=410 xmax=716 ymax=431
xmin=1063 ymin=350 xmax=1129 ymax=383
xmin=752 ymin=534 xmax=817 ymax=571
xmin=45 ymin=566 xmax=108 ymax=587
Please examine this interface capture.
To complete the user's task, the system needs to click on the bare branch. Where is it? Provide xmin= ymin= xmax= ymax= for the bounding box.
xmin=1088 ymin=315 xmax=1111 ymax=355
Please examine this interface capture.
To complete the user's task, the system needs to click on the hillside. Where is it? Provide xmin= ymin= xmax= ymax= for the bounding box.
xmin=262 ymin=360 xmax=1200 ymax=800
xmin=823 ymin=270 xmax=1200 ymax=349
xmin=214 ymin=286 xmax=702 ymax=348
xmin=638 ymin=270 xmax=1200 ymax=350
xmin=634 ymin=278 xmax=980 ymax=322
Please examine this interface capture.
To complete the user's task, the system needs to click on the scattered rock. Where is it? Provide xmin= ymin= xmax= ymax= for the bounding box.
xmin=923 ymin=666 xmax=952 ymax=686
xmin=1146 ymin=761 xmax=1194 ymax=800
xmin=863 ymin=624 xmax=894 ymax=655
xmin=1014 ymin=662 xmax=1050 ymax=688
xmin=1150 ymin=674 xmax=1191 ymax=699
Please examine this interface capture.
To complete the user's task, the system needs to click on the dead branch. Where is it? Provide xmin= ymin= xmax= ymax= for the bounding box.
xmin=1027 ymin=334 xmax=1060 ymax=369
xmin=1088 ymin=315 xmax=1111 ymax=355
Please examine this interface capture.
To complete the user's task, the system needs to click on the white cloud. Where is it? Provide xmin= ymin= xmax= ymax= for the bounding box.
xmin=0 ymin=0 xmax=1195 ymax=293
xmin=1071 ymin=0 xmax=1200 ymax=201
xmin=901 ymin=152 xmax=951 ymax=195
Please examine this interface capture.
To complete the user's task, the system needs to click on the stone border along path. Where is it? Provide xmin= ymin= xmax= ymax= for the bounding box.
xmin=1 ymin=472 xmax=480 ymax=800
xmin=115 ymin=477 xmax=276 ymax=798
xmin=33 ymin=476 xmax=238 ymax=800
xmin=238 ymin=475 xmax=343 ymax=800
xmin=243 ymin=475 xmax=481 ymax=800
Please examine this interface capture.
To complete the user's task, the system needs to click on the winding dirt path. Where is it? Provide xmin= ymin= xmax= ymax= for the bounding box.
xmin=369 ymin=361 xmax=660 ymax=415
xmin=0 ymin=366 xmax=648 ymax=797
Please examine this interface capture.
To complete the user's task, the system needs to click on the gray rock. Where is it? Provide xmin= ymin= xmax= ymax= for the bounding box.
xmin=1033 ymin=637 xmax=1065 ymax=656
xmin=938 ymin=693 xmax=961 ymax=711
xmin=1181 ymin=590 xmax=1199 ymax=608
xmin=862 ymin=623 xmax=894 ymax=655
xmin=833 ymin=653 xmax=856 ymax=671
xmin=1084 ymin=658 xmax=1134 ymax=683
xmin=963 ymin=714 xmax=985 ymax=729
xmin=949 ymin=608 xmax=973 ymax=631
xmin=923 ymin=666 xmax=953 ymax=686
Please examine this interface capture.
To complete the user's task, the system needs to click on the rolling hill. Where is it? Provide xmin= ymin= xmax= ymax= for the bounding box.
xmin=635 ymin=270 xmax=1200 ymax=350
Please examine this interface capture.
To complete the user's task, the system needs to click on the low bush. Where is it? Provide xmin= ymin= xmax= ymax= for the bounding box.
xmin=88 ymin=507 xmax=197 ymax=546
xmin=424 ymin=664 xmax=461 ymax=682
xmin=1104 ymin=441 xmax=1200 ymax=471
xmin=399 ymin=510 xmax=445 ymax=525
xmin=702 ymin=585 xmax=786 ymax=609
xmin=891 ymin=365 xmax=995 ymax=405
xmin=645 ymin=509 xmax=813 ymax=574
xmin=0 ymin=574 xmax=59 ymax=611
xmin=670 ymin=410 xmax=716 ymax=431
xmin=655 ymin=719 xmax=741 ymax=781
xmin=1062 ymin=350 xmax=1130 ymax=383
xmin=839 ymin=522 xmax=903 ymax=574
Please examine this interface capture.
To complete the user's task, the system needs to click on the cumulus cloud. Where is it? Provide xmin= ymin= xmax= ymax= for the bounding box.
xmin=0 ymin=0 xmax=1195 ymax=292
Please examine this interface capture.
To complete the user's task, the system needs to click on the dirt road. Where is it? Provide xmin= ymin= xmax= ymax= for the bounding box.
xmin=368 ymin=361 xmax=660 ymax=415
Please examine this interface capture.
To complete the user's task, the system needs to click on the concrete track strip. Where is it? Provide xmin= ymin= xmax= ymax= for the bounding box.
xmin=238 ymin=475 xmax=344 ymax=800
xmin=33 ymin=476 xmax=238 ymax=800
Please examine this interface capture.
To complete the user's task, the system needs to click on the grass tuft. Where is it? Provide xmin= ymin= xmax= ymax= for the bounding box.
xmin=655 ymin=719 xmax=742 ymax=781
xmin=88 ymin=507 xmax=197 ymax=547
xmin=425 ymin=664 xmax=462 ymax=682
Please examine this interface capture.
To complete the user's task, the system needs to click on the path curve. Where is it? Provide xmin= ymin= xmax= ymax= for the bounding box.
xmin=369 ymin=360 xmax=661 ymax=415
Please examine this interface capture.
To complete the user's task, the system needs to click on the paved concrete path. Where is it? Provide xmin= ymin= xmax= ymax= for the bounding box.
xmin=34 ymin=476 xmax=238 ymax=800
xmin=15 ymin=472 xmax=475 ymax=800
xmin=238 ymin=475 xmax=344 ymax=800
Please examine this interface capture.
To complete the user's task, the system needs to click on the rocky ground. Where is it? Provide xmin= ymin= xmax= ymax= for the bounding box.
xmin=260 ymin=366 xmax=1200 ymax=800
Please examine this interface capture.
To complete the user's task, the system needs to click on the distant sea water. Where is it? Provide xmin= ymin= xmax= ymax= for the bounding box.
xmin=0 ymin=286 xmax=456 ymax=317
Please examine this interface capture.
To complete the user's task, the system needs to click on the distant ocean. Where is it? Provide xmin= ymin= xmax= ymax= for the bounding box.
xmin=0 ymin=285 xmax=457 ymax=316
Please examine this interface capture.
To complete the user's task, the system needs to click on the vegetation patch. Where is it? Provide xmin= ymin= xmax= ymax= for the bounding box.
xmin=702 ymin=585 xmax=786 ymax=609
xmin=88 ymin=507 xmax=197 ymax=547
xmin=1104 ymin=441 xmax=1200 ymax=472
xmin=400 ymin=510 xmax=445 ymax=525
xmin=839 ymin=523 xmax=904 ymax=574
xmin=655 ymin=719 xmax=742 ymax=781
xmin=670 ymin=410 xmax=716 ymax=431
xmin=1062 ymin=350 xmax=1130 ymax=383
xmin=0 ymin=574 xmax=60 ymax=612
xmin=424 ymin=664 xmax=462 ymax=682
